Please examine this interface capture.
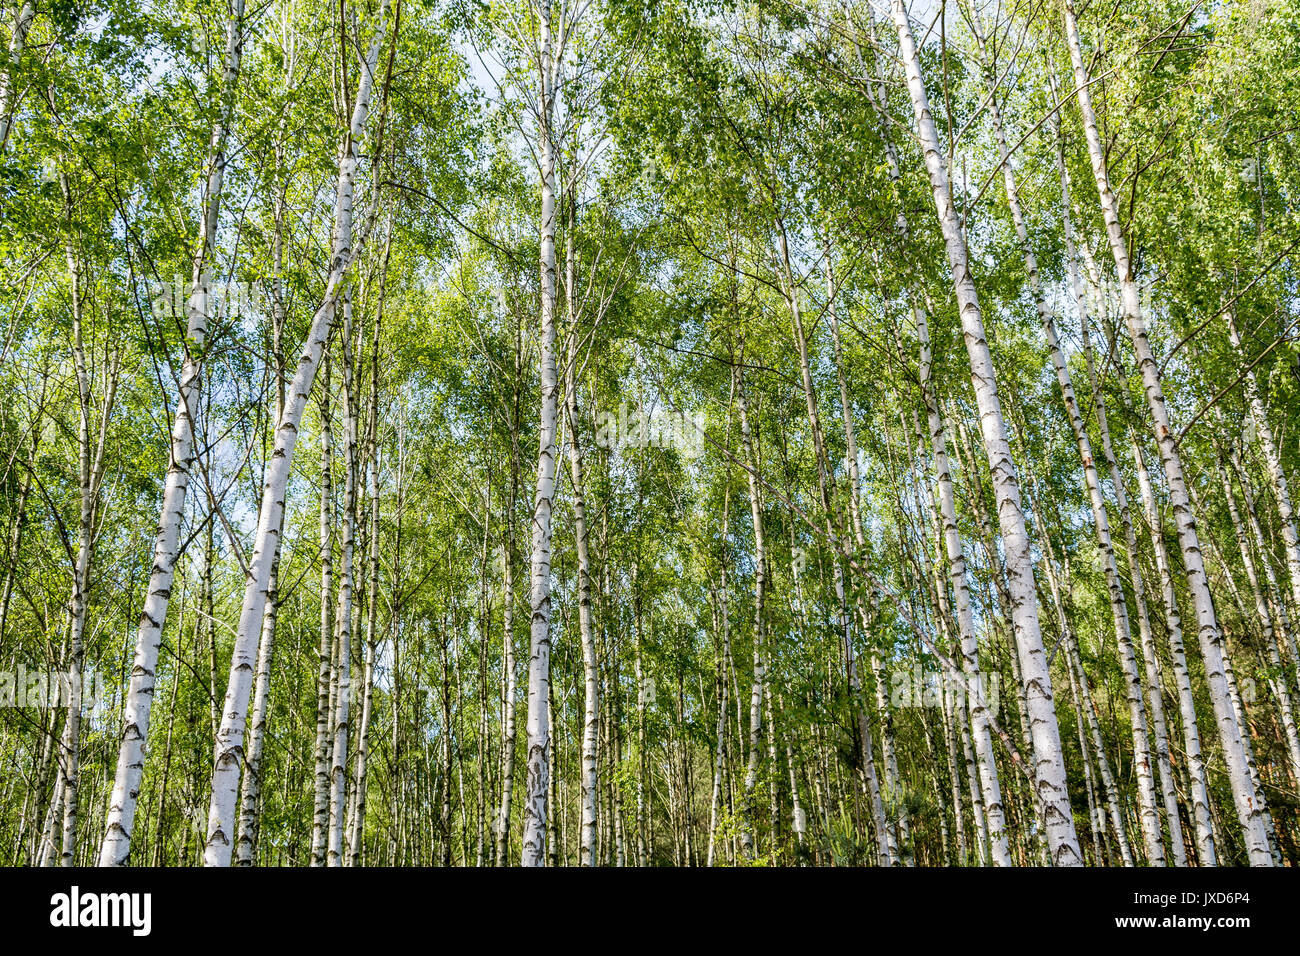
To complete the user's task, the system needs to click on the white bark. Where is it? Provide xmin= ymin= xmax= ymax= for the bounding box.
xmin=1227 ymin=309 xmax=1300 ymax=686
xmin=0 ymin=1 xmax=34 ymax=157
xmin=56 ymin=223 xmax=119 ymax=866
xmin=1063 ymin=641 xmax=1105 ymax=862
xmin=1062 ymin=0 xmax=1271 ymax=864
xmin=521 ymin=0 xmax=560 ymax=867
xmin=917 ymin=309 xmax=1011 ymax=866
xmin=201 ymin=1 xmax=387 ymax=865
xmin=562 ymin=216 xmax=599 ymax=866
xmin=855 ymin=31 xmax=1005 ymax=862
xmin=497 ymin=447 xmax=519 ymax=865
xmin=706 ymin=443 xmax=733 ymax=868
xmin=346 ymin=233 xmax=388 ymax=867
xmin=971 ymin=21 xmax=1163 ymax=862
xmin=1050 ymin=90 xmax=1186 ymax=863
xmin=327 ymin=293 xmax=358 ymax=867
xmin=781 ymin=693 xmax=807 ymax=851
xmin=1130 ymin=436 xmax=1216 ymax=864
xmin=1215 ymin=610 xmax=1283 ymax=864
xmin=1068 ymin=640 xmax=1134 ymax=865
xmin=734 ymin=364 xmax=768 ymax=861
xmin=233 ymin=550 xmax=277 ymax=866
xmin=100 ymin=0 xmax=247 ymax=866
xmin=782 ymin=233 xmax=892 ymax=864
xmin=889 ymin=0 xmax=1080 ymax=865
xmin=311 ymin=359 xmax=335 ymax=866
xmin=1220 ymin=448 xmax=1300 ymax=784
xmin=233 ymin=23 xmax=297 ymax=868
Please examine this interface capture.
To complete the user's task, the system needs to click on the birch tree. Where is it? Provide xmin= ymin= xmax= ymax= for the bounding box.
xmin=202 ymin=0 xmax=390 ymax=865
xmin=100 ymin=0 xmax=249 ymax=866
xmin=1061 ymin=0 xmax=1272 ymax=865
xmin=888 ymin=0 xmax=1080 ymax=866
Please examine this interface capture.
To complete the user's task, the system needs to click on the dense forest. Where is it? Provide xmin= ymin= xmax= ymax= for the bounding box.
xmin=0 ymin=0 xmax=1298 ymax=868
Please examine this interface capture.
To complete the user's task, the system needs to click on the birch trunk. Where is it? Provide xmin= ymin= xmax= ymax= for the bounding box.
xmin=1064 ymin=647 xmax=1105 ymax=863
xmin=562 ymin=209 xmax=600 ymax=866
xmin=0 ymin=1 xmax=33 ymax=158
xmin=346 ymin=235 xmax=388 ymax=867
xmin=233 ymin=551 xmax=278 ymax=866
xmin=889 ymin=0 xmax=1080 ymax=865
xmin=1130 ymin=436 xmax=1216 ymax=863
xmin=201 ymin=1 xmax=387 ymax=864
xmin=233 ymin=23 xmax=296 ymax=868
xmin=734 ymin=364 xmax=768 ymax=861
xmin=1220 ymin=631 xmax=1283 ymax=865
xmin=327 ymin=293 xmax=358 ymax=866
xmin=971 ymin=20 xmax=1163 ymax=862
xmin=521 ymin=0 xmax=559 ymax=867
xmin=803 ymin=238 xmax=895 ymax=865
xmin=57 ymin=221 xmax=118 ymax=866
xmin=917 ymin=308 xmax=1011 ymax=866
xmin=1227 ymin=309 xmax=1300 ymax=653
xmin=781 ymin=693 xmax=807 ymax=852
xmin=99 ymin=0 xmax=247 ymax=866
xmin=311 ymin=360 xmax=335 ymax=866
xmin=56 ymin=236 xmax=90 ymax=868
xmin=1062 ymin=0 xmax=1271 ymax=864
xmin=1068 ymin=638 xmax=1135 ymax=866
xmin=1060 ymin=187 xmax=1186 ymax=863
xmin=854 ymin=24 xmax=1004 ymax=864
xmin=1219 ymin=449 xmax=1300 ymax=784
xmin=706 ymin=448 xmax=732 ymax=867
xmin=496 ymin=420 xmax=520 ymax=864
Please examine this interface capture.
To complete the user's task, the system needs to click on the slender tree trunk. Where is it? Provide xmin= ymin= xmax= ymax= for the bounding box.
xmin=1064 ymin=640 xmax=1106 ymax=864
xmin=889 ymin=0 xmax=1080 ymax=865
xmin=234 ymin=30 xmax=296 ymax=868
xmin=1062 ymin=0 xmax=1271 ymax=864
xmin=521 ymin=0 xmax=560 ymax=868
xmin=734 ymin=364 xmax=771 ymax=861
xmin=327 ymin=293 xmax=359 ymax=866
xmin=1219 ymin=449 xmax=1300 ymax=784
xmin=56 ymin=237 xmax=112 ymax=866
xmin=99 ymin=0 xmax=247 ymax=866
xmin=1130 ymin=435 xmax=1217 ymax=864
xmin=1227 ymin=309 xmax=1300 ymax=652
xmin=201 ymin=1 xmax=388 ymax=865
xmin=0 ymin=2 xmax=33 ymax=159
xmin=971 ymin=17 xmax=1162 ymax=862
xmin=151 ymin=595 xmax=185 ymax=866
xmin=788 ymin=234 xmax=892 ymax=865
xmin=234 ymin=551 xmax=278 ymax=866
xmin=916 ymin=309 xmax=1011 ymax=866
xmin=1055 ymin=111 xmax=1186 ymax=862
xmin=1084 ymin=292 xmax=1186 ymax=866
xmin=855 ymin=24 xmax=1003 ymax=864
xmin=1069 ymin=638 xmax=1135 ymax=866
xmin=1215 ymin=614 xmax=1282 ymax=864
xmin=634 ymin=576 xmax=648 ymax=866
xmin=346 ymin=232 xmax=388 ymax=867
xmin=561 ymin=202 xmax=600 ymax=866
xmin=706 ymin=454 xmax=733 ymax=867
xmin=497 ymin=413 xmax=520 ymax=865
xmin=311 ymin=360 xmax=336 ymax=866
